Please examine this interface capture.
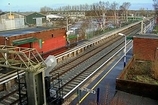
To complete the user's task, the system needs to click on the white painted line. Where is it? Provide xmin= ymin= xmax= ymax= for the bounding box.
xmin=63 ymin=41 xmax=132 ymax=99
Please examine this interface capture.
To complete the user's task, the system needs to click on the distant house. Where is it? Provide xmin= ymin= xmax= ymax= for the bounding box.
xmin=46 ymin=14 xmax=64 ymax=21
xmin=45 ymin=14 xmax=66 ymax=28
xmin=0 ymin=12 xmax=25 ymax=31
xmin=25 ymin=12 xmax=46 ymax=26
xmin=52 ymin=11 xmax=86 ymax=18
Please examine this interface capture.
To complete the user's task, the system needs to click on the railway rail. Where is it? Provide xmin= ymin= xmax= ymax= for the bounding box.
xmin=0 ymin=73 xmax=27 ymax=105
xmin=51 ymin=31 xmax=136 ymax=80
xmin=50 ymin=25 xmax=140 ymax=100
xmin=0 ymin=20 xmax=150 ymax=104
xmin=63 ymin=39 xmax=133 ymax=101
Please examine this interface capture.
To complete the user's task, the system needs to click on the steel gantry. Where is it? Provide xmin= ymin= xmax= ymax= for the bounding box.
xmin=0 ymin=45 xmax=46 ymax=72
xmin=0 ymin=45 xmax=47 ymax=105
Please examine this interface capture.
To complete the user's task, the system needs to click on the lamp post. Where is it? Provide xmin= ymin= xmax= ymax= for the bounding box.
xmin=8 ymin=3 xmax=12 ymax=29
xmin=66 ymin=17 xmax=72 ymax=31
xmin=118 ymin=33 xmax=126 ymax=67
xmin=66 ymin=17 xmax=69 ymax=31
xmin=143 ymin=23 xmax=146 ymax=33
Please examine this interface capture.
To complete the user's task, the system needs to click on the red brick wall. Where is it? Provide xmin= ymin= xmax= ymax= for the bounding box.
xmin=133 ymin=37 xmax=158 ymax=61
xmin=0 ymin=36 xmax=5 ymax=45
xmin=0 ymin=36 xmax=12 ymax=45
xmin=7 ymin=28 xmax=66 ymax=45
xmin=33 ymin=36 xmax=66 ymax=53
xmin=0 ymin=28 xmax=66 ymax=53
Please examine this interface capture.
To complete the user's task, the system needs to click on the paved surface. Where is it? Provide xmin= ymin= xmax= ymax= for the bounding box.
xmin=80 ymin=50 xmax=132 ymax=105
xmin=111 ymin=91 xmax=158 ymax=105
xmin=68 ymin=47 xmax=132 ymax=105
xmin=69 ymin=49 xmax=158 ymax=105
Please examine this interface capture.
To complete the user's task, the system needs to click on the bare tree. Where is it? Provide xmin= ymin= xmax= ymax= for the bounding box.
xmin=40 ymin=6 xmax=52 ymax=14
xmin=153 ymin=0 xmax=158 ymax=17
xmin=120 ymin=2 xmax=131 ymax=22
xmin=87 ymin=1 xmax=109 ymax=26
xmin=139 ymin=8 xmax=146 ymax=16
xmin=109 ymin=2 xmax=118 ymax=25
xmin=98 ymin=1 xmax=109 ymax=26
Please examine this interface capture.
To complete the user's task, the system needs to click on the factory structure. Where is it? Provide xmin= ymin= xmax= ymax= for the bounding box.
xmin=0 ymin=27 xmax=67 ymax=55
xmin=0 ymin=12 xmax=86 ymax=55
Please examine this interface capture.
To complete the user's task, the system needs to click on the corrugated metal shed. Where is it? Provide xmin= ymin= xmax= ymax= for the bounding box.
xmin=25 ymin=12 xmax=46 ymax=26
xmin=0 ymin=12 xmax=25 ymax=31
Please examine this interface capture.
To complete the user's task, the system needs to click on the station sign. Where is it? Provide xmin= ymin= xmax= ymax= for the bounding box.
xmin=77 ymin=87 xmax=100 ymax=104
xmin=126 ymin=36 xmax=133 ymax=40
xmin=80 ymin=87 xmax=96 ymax=94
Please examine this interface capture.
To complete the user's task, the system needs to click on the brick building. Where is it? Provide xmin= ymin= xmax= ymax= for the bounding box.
xmin=0 ymin=27 xmax=66 ymax=54
xmin=116 ymin=34 xmax=158 ymax=100
xmin=133 ymin=34 xmax=158 ymax=61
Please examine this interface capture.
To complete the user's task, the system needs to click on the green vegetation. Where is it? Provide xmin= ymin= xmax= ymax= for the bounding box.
xmin=86 ymin=21 xmax=139 ymax=40
xmin=127 ymin=61 xmax=158 ymax=85
xmin=86 ymin=28 xmax=115 ymax=39
xmin=128 ymin=17 xmax=143 ymax=21
xmin=67 ymin=34 xmax=77 ymax=39
xmin=152 ymin=25 xmax=158 ymax=34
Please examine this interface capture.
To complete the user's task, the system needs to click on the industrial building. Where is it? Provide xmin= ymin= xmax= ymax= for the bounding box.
xmin=0 ymin=27 xmax=66 ymax=55
xmin=0 ymin=12 xmax=25 ymax=31
xmin=24 ymin=12 xmax=46 ymax=26
xmin=0 ymin=12 xmax=47 ymax=31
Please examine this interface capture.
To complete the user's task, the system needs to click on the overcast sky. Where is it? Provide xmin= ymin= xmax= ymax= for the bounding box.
xmin=0 ymin=0 xmax=154 ymax=12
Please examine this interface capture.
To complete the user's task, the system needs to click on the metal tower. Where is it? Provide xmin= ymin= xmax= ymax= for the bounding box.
xmin=0 ymin=45 xmax=47 ymax=105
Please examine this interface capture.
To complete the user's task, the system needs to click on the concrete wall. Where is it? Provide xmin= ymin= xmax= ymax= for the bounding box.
xmin=133 ymin=37 xmax=158 ymax=61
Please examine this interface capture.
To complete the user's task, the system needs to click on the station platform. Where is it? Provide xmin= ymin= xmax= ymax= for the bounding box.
xmin=111 ymin=90 xmax=158 ymax=105
xmin=68 ymin=49 xmax=158 ymax=105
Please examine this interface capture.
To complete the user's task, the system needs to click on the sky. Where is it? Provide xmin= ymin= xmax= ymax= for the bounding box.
xmin=0 ymin=0 xmax=154 ymax=12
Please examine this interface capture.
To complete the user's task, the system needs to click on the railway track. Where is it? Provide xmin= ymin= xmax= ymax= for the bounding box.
xmin=42 ymin=46 xmax=68 ymax=58
xmin=50 ymin=35 xmax=121 ymax=78
xmin=50 ymin=24 xmax=141 ymax=99
xmin=0 ymin=89 xmax=27 ymax=105
xmin=61 ymin=39 xmax=125 ymax=94
xmin=0 ymin=74 xmax=27 ymax=105
xmin=51 ymin=23 xmax=140 ymax=74
xmin=0 ymin=22 xmax=142 ymax=104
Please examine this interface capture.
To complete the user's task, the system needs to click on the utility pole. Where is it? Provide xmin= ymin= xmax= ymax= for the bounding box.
xmin=66 ymin=17 xmax=69 ymax=31
xmin=103 ymin=13 xmax=106 ymax=28
xmin=141 ymin=21 xmax=144 ymax=34
xmin=8 ymin=3 xmax=11 ymax=17
xmin=8 ymin=3 xmax=12 ymax=29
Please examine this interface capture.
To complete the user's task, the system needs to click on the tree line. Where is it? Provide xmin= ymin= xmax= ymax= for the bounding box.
xmin=40 ymin=1 xmax=130 ymax=17
xmin=153 ymin=0 xmax=158 ymax=16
